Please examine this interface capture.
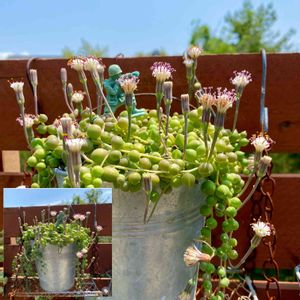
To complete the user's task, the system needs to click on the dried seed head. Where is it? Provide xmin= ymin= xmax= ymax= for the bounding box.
xmin=183 ymin=244 xmax=211 ymax=267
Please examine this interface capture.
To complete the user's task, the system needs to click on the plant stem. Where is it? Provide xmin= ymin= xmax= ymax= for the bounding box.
xmin=238 ymin=177 xmax=261 ymax=211
xmin=19 ymin=105 xmax=31 ymax=149
xmin=208 ymin=126 xmax=222 ymax=160
xmin=232 ymin=96 xmax=240 ymax=132
xmin=183 ymin=113 xmax=188 ymax=160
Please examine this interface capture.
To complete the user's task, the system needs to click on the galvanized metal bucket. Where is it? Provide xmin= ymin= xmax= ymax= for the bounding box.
xmin=35 ymin=243 xmax=77 ymax=292
xmin=111 ymin=184 xmax=205 ymax=300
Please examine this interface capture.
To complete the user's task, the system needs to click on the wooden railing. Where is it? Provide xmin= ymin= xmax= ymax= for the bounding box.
xmin=0 ymin=54 xmax=299 ymax=298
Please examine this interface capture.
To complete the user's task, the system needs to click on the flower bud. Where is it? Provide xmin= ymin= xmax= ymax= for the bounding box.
xmin=60 ymin=68 xmax=67 ymax=84
xmin=67 ymin=83 xmax=74 ymax=98
xmin=163 ymin=81 xmax=173 ymax=101
xmin=143 ymin=173 xmax=152 ymax=192
xmin=181 ymin=94 xmax=190 ymax=114
xmin=29 ymin=69 xmax=38 ymax=86
xmin=257 ymin=155 xmax=272 ymax=178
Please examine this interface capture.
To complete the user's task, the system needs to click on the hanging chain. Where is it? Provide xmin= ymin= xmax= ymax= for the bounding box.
xmin=260 ymin=162 xmax=281 ymax=300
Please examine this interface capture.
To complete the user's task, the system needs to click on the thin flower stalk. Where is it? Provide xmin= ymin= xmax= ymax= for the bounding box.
xmin=60 ymin=68 xmax=73 ymax=113
xmin=181 ymin=94 xmax=190 ymax=159
xmin=67 ymin=83 xmax=75 ymax=110
xmin=185 ymin=46 xmax=203 ymax=101
xmin=163 ymin=81 xmax=173 ymax=153
xmin=10 ymin=81 xmax=31 ymax=148
xmin=68 ymin=58 xmax=93 ymax=120
xmin=231 ymin=221 xmax=271 ymax=269
xmin=151 ymin=62 xmax=175 ymax=132
xmin=195 ymin=88 xmax=216 ymax=158
xmin=29 ymin=69 xmax=39 ymax=115
xmin=118 ymin=74 xmax=139 ymax=141
xmin=238 ymin=134 xmax=273 ymax=197
xmin=231 ymin=70 xmax=252 ymax=131
xmin=208 ymin=88 xmax=236 ymax=160
xmin=239 ymin=156 xmax=272 ymax=210
xmin=143 ymin=173 xmax=152 ymax=224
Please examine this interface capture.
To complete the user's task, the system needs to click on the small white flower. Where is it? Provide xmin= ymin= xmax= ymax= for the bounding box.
xmin=231 ymin=70 xmax=252 ymax=89
xmin=96 ymin=225 xmax=103 ymax=232
xmin=65 ymin=138 xmax=85 ymax=152
xmin=151 ymin=62 xmax=175 ymax=82
xmin=73 ymin=214 xmax=80 ymax=220
xmin=76 ymin=251 xmax=84 ymax=258
xmin=187 ymin=45 xmax=203 ymax=59
xmin=79 ymin=214 xmax=86 ymax=221
xmin=16 ymin=114 xmax=37 ymax=128
xmin=195 ymin=88 xmax=215 ymax=109
xmin=68 ymin=58 xmax=84 ymax=71
xmin=50 ymin=211 xmax=57 ymax=217
xmin=251 ymin=136 xmax=270 ymax=152
xmin=83 ymin=57 xmax=102 ymax=72
xmin=118 ymin=74 xmax=139 ymax=94
xmin=214 ymin=88 xmax=236 ymax=113
xmin=183 ymin=58 xmax=194 ymax=68
xmin=71 ymin=91 xmax=84 ymax=103
xmin=251 ymin=221 xmax=271 ymax=238
xmin=81 ymin=248 xmax=88 ymax=254
xmin=183 ymin=245 xmax=211 ymax=267
xmin=10 ymin=81 xmax=24 ymax=93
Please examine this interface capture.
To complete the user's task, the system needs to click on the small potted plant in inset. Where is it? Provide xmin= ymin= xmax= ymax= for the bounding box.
xmin=12 ymin=209 xmax=102 ymax=293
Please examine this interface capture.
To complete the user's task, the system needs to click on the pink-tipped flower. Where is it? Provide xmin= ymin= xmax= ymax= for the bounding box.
xmin=73 ymin=214 xmax=81 ymax=220
xmin=83 ymin=57 xmax=103 ymax=72
xmin=50 ymin=211 xmax=57 ymax=217
xmin=250 ymin=134 xmax=273 ymax=152
xmin=76 ymin=251 xmax=84 ymax=259
xmin=183 ymin=245 xmax=212 ymax=267
xmin=251 ymin=221 xmax=272 ymax=238
xmin=187 ymin=45 xmax=203 ymax=59
xmin=151 ymin=62 xmax=175 ymax=82
xmin=71 ymin=91 xmax=85 ymax=103
xmin=195 ymin=87 xmax=215 ymax=109
xmin=96 ymin=225 xmax=103 ymax=232
xmin=214 ymin=88 xmax=236 ymax=113
xmin=117 ymin=74 xmax=139 ymax=95
xmin=230 ymin=70 xmax=252 ymax=90
xmin=68 ymin=57 xmax=85 ymax=71
xmin=16 ymin=114 xmax=37 ymax=128
xmin=79 ymin=214 xmax=86 ymax=221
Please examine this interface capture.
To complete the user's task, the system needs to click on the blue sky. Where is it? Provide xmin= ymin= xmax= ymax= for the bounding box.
xmin=0 ymin=0 xmax=299 ymax=58
xmin=4 ymin=188 xmax=112 ymax=207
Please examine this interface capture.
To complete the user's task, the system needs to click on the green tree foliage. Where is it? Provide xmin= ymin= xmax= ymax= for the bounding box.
xmin=190 ymin=0 xmax=295 ymax=53
xmin=71 ymin=189 xmax=107 ymax=204
xmin=62 ymin=39 xmax=108 ymax=58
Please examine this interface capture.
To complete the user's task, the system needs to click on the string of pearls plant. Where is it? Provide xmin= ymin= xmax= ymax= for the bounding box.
xmin=10 ymin=46 xmax=275 ymax=299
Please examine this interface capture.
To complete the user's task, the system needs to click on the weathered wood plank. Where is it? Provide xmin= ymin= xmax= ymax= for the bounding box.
xmin=0 ymin=54 xmax=299 ymax=151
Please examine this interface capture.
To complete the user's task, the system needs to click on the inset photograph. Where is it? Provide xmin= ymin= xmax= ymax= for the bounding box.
xmin=3 ymin=188 xmax=112 ymax=298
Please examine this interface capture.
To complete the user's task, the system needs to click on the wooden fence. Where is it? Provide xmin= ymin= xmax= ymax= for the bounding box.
xmin=0 ymin=54 xmax=299 ymax=299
